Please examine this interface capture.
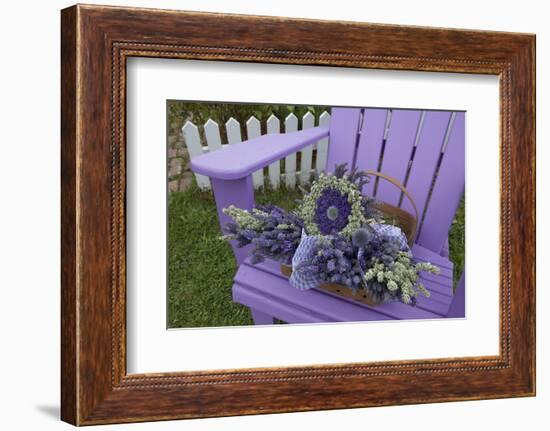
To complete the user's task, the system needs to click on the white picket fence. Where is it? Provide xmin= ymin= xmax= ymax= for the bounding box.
xmin=182 ymin=111 xmax=331 ymax=190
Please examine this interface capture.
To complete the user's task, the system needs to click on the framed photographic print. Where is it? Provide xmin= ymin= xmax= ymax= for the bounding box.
xmin=61 ymin=4 xmax=535 ymax=425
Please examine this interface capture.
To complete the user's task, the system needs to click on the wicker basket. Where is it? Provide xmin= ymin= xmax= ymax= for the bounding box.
xmin=366 ymin=170 xmax=419 ymax=247
xmin=280 ymin=264 xmax=379 ymax=306
xmin=280 ymin=170 xmax=419 ymax=307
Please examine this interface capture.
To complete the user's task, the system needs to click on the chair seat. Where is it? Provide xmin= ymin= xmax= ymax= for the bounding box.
xmin=232 ymin=244 xmax=455 ymax=324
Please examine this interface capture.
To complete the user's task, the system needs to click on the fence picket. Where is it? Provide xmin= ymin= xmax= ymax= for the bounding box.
xmin=317 ymin=111 xmax=331 ymax=173
xmin=182 ymin=121 xmax=210 ymax=189
xmin=225 ymin=117 xmax=242 ymax=144
xmin=284 ymin=113 xmax=298 ymax=188
xmin=246 ymin=116 xmax=264 ymax=189
xmin=204 ymin=119 xmax=222 ymax=151
xmin=300 ymin=112 xmax=315 ymax=185
xmin=267 ymin=115 xmax=281 ymax=189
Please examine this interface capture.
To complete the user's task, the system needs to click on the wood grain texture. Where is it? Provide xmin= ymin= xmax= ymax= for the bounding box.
xmin=60 ymin=4 xmax=536 ymax=425
xmin=60 ymin=6 xmax=78 ymax=424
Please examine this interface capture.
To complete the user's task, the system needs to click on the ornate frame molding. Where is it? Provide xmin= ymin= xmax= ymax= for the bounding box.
xmin=61 ymin=5 xmax=535 ymax=425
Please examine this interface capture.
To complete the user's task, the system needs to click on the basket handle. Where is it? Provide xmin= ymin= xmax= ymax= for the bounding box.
xmin=365 ymin=170 xmax=419 ymax=242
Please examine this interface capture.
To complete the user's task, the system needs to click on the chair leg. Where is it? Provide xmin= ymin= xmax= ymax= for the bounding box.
xmin=441 ymin=237 xmax=450 ymax=258
xmin=250 ymin=308 xmax=275 ymax=325
xmin=210 ymin=176 xmax=255 ymax=266
xmin=447 ymin=270 xmax=465 ymax=318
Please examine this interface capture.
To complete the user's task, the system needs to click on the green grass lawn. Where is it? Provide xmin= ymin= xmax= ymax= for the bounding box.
xmin=168 ymin=183 xmax=465 ymax=328
xmin=448 ymin=197 xmax=465 ymax=286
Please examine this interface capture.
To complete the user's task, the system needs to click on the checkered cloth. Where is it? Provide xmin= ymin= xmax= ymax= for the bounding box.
xmin=369 ymin=223 xmax=410 ymax=251
xmin=289 ymin=230 xmax=321 ymax=290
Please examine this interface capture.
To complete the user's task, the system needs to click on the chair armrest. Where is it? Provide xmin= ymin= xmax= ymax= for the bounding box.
xmin=190 ymin=126 xmax=329 ymax=180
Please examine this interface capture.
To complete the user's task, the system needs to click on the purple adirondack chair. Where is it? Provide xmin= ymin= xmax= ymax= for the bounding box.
xmin=191 ymin=107 xmax=465 ymax=324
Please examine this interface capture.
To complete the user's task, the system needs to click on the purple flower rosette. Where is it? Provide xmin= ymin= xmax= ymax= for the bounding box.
xmin=313 ymin=188 xmax=352 ymax=235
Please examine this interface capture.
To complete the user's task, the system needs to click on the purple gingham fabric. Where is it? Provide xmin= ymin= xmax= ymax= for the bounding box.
xmin=289 ymin=230 xmax=321 ymax=290
xmin=370 ymin=223 xmax=410 ymax=251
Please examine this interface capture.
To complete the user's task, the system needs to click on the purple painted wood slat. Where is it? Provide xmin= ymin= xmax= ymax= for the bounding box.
xmin=447 ymin=270 xmax=465 ymax=318
xmin=317 ymin=278 xmax=452 ymax=313
xmin=324 ymin=108 xmax=362 ymax=173
xmin=234 ymin=258 xmax=447 ymax=321
xmin=191 ymin=126 xmax=329 ymax=180
xmin=413 ymin=291 xmax=450 ymax=315
xmin=355 ymin=108 xmax=389 ymax=196
xmin=250 ymin=308 xmax=275 ymax=325
xmin=234 ymin=262 xmax=394 ymax=321
xmin=233 ymin=283 xmax=388 ymax=323
xmin=417 ymin=112 xmax=465 ymax=252
xmin=411 ymin=244 xmax=453 ymax=297
xmin=254 ymin=255 xmax=447 ymax=296
xmin=233 ymin=269 xmax=440 ymax=323
xmin=210 ymin=176 xmax=254 ymax=265
xmin=418 ymin=272 xmax=453 ymax=295
xmin=418 ymin=282 xmax=453 ymax=306
xmin=255 ymin=253 xmax=452 ymax=300
xmin=251 ymin=251 xmax=453 ymax=299
xmin=400 ymin=111 xmax=452 ymax=223
xmin=375 ymin=110 xmax=422 ymax=206
xmin=411 ymin=243 xmax=453 ymax=270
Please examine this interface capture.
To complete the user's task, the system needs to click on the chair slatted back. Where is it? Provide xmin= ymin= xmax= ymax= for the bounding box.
xmin=324 ymin=108 xmax=362 ymax=170
xmin=326 ymin=107 xmax=465 ymax=255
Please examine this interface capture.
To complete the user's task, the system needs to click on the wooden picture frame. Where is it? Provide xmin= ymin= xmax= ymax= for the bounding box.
xmin=61 ymin=4 xmax=535 ymax=425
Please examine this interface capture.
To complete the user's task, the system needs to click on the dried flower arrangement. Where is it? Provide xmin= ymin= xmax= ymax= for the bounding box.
xmin=222 ymin=164 xmax=439 ymax=306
